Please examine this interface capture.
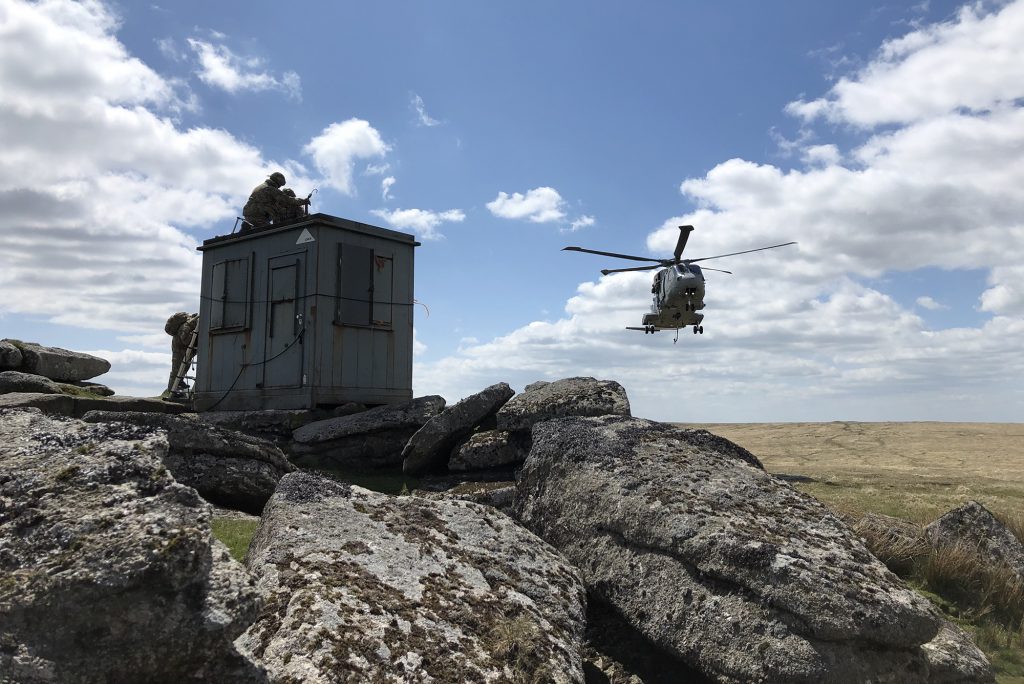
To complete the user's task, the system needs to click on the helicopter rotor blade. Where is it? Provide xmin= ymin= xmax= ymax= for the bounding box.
xmin=686 ymin=241 xmax=797 ymax=264
xmin=673 ymin=225 xmax=694 ymax=261
xmin=698 ymin=266 xmax=732 ymax=274
xmin=562 ymin=246 xmax=662 ymax=263
xmin=600 ymin=264 xmax=662 ymax=275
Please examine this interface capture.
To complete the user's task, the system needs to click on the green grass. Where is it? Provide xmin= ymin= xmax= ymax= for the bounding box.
xmin=211 ymin=517 xmax=260 ymax=562
xmin=56 ymin=383 xmax=106 ymax=399
xmin=848 ymin=501 xmax=1024 ymax=681
xmin=795 ymin=477 xmax=1024 ymax=525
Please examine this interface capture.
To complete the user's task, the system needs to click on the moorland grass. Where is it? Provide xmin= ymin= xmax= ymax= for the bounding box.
xmin=683 ymin=421 xmax=1024 ymax=681
xmin=211 ymin=517 xmax=261 ymax=562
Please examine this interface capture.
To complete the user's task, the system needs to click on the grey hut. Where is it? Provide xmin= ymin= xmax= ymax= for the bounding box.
xmin=193 ymin=213 xmax=418 ymax=411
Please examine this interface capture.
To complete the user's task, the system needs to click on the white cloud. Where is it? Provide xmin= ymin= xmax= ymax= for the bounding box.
xmin=413 ymin=328 xmax=426 ymax=357
xmin=916 ymin=295 xmax=947 ymax=310
xmin=303 ymin=119 xmax=390 ymax=196
xmin=370 ymin=207 xmax=465 ymax=241
xmin=0 ymin=0 xmax=310 ymax=396
xmin=787 ymin=2 xmax=1024 ymax=127
xmin=381 ymin=176 xmax=396 ymax=200
xmin=187 ymin=37 xmax=301 ymax=99
xmin=565 ymin=215 xmax=596 ymax=233
xmin=802 ymin=144 xmax=840 ymax=166
xmin=416 ymin=2 xmax=1024 ymax=422
xmin=486 ymin=186 xmax=566 ymax=223
xmin=156 ymin=36 xmax=184 ymax=61
xmin=411 ymin=93 xmax=441 ymax=127
xmin=363 ymin=163 xmax=391 ymax=176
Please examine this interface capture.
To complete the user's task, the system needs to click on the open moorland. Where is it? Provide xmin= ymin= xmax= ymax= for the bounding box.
xmin=678 ymin=421 xmax=1024 ymax=524
xmin=680 ymin=421 xmax=1024 ymax=682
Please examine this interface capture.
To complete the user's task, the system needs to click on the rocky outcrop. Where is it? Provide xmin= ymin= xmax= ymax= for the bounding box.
xmin=5 ymin=340 xmax=110 ymax=382
xmin=290 ymin=395 xmax=446 ymax=469
xmin=496 ymin=377 xmax=630 ymax=432
xmin=0 ymin=409 xmax=262 ymax=683
xmin=513 ymin=415 xmax=966 ymax=684
xmin=449 ymin=430 xmax=529 ymax=472
xmin=925 ymin=500 xmax=1024 ymax=577
xmin=402 ymin=383 xmax=515 ymax=475
xmin=68 ymin=380 xmax=116 ymax=396
xmin=0 ymin=392 xmax=188 ymax=418
xmin=237 ymin=472 xmax=587 ymax=682
xmin=199 ymin=408 xmax=345 ymax=450
xmin=0 ymin=370 xmax=62 ymax=395
xmin=0 ymin=339 xmax=23 ymax=369
xmin=416 ymin=481 xmax=518 ymax=514
xmin=82 ymin=410 xmax=296 ymax=515
xmin=0 ymin=392 xmax=76 ymax=414
xmin=921 ymin=623 xmax=995 ymax=683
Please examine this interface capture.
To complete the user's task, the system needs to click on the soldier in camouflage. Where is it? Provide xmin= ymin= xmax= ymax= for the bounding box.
xmin=164 ymin=312 xmax=199 ymax=395
xmin=242 ymin=171 xmax=309 ymax=228
xmin=277 ymin=188 xmax=306 ymax=222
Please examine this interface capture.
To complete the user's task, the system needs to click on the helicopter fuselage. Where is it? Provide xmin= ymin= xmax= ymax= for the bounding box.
xmin=562 ymin=224 xmax=795 ymax=338
xmin=642 ymin=263 xmax=705 ymax=330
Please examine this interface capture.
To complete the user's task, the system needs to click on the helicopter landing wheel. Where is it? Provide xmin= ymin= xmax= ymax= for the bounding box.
xmin=693 ymin=326 xmax=698 ymax=334
xmin=699 ymin=326 xmax=704 ymax=334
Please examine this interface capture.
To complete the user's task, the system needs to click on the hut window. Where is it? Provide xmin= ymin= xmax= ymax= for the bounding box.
xmin=211 ymin=257 xmax=250 ymax=330
xmin=337 ymin=244 xmax=373 ymax=325
xmin=337 ymin=245 xmax=393 ymax=328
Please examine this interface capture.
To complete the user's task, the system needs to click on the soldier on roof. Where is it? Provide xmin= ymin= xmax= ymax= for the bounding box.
xmin=242 ymin=171 xmax=309 ymax=229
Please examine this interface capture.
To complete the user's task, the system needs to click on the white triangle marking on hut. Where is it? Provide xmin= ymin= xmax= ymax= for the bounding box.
xmin=296 ymin=228 xmax=315 ymax=244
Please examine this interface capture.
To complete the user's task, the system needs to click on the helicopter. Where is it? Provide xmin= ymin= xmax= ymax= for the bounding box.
xmin=563 ymin=225 xmax=796 ymax=340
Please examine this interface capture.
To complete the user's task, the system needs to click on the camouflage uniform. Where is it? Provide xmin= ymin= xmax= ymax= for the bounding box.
xmin=165 ymin=312 xmax=199 ymax=392
xmin=242 ymin=174 xmax=307 ymax=228
xmin=277 ymin=188 xmax=306 ymax=222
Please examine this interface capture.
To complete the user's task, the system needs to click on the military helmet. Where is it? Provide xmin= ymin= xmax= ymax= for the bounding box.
xmin=268 ymin=171 xmax=286 ymax=186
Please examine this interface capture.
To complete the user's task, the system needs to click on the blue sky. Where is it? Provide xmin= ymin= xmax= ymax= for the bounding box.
xmin=2 ymin=0 xmax=1023 ymax=421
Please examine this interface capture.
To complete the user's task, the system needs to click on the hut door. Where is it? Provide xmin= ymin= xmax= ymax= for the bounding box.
xmin=264 ymin=254 xmax=305 ymax=388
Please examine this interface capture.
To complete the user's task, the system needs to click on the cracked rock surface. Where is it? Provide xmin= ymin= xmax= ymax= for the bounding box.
xmin=513 ymin=415 xmax=962 ymax=684
xmin=495 ymin=377 xmax=630 ymax=432
xmin=402 ymin=382 xmax=515 ymax=476
xmin=925 ymin=500 xmax=1024 ymax=578
xmin=290 ymin=395 xmax=446 ymax=469
xmin=237 ymin=471 xmax=586 ymax=683
xmin=82 ymin=410 xmax=295 ymax=515
xmin=0 ymin=408 xmax=262 ymax=683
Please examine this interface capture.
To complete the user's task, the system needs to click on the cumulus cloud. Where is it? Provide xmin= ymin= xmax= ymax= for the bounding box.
xmin=303 ymin=119 xmax=390 ymax=195
xmin=370 ymin=207 xmax=465 ymax=241
xmin=566 ymin=215 xmax=596 ymax=233
xmin=381 ymin=176 xmax=396 ymax=200
xmin=0 ymin=0 xmax=308 ymax=395
xmin=187 ymin=37 xmax=301 ymax=99
xmin=916 ymin=296 xmax=947 ymax=310
xmin=486 ymin=186 xmax=566 ymax=223
xmin=411 ymin=94 xmax=441 ymax=127
xmin=802 ymin=144 xmax=840 ymax=166
xmin=786 ymin=1 xmax=1024 ymax=126
xmin=417 ymin=1 xmax=1024 ymax=421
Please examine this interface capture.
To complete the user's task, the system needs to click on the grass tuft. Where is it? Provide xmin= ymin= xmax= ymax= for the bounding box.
xmin=211 ymin=517 xmax=260 ymax=562
xmin=996 ymin=510 xmax=1024 ymax=545
xmin=851 ymin=517 xmax=929 ymax=577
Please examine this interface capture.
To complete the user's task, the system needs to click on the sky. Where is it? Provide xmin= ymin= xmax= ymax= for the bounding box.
xmin=1 ymin=0 xmax=1023 ymax=422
